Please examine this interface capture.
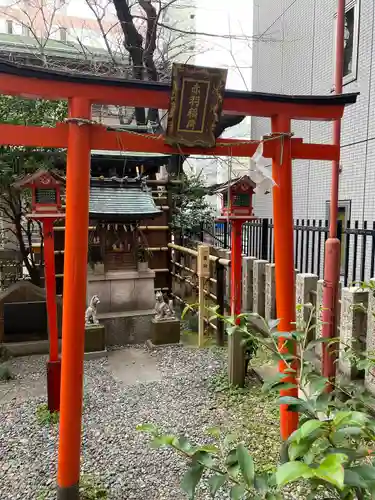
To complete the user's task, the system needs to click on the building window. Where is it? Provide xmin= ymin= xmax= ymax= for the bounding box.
xmin=326 ymin=199 xmax=351 ymax=272
xmin=22 ymin=24 xmax=30 ymax=36
xmin=333 ymin=0 xmax=360 ymax=86
xmin=6 ymin=20 xmax=13 ymax=34
xmin=59 ymin=27 xmax=67 ymax=42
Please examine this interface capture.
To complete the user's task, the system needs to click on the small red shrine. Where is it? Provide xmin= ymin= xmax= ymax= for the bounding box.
xmin=215 ymin=175 xmax=256 ymax=220
xmin=13 ymin=168 xmax=66 ymax=414
xmin=13 ymin=169 xmax=65 ymax=217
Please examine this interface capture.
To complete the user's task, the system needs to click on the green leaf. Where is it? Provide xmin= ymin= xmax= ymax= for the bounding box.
xmin=265 ymin=494 xmax=282 ymax=500
xmin=224 ymin=433 xmax=238 ymax=447
xmin=182 ymin=305 xmax=194 ymax=320
xmin=314 ymin=454 xmax=346 ymax=490
xmin=332 ymin=426 xmax=363 ymax=440
xmin=230 ymin=484 xmax=246 ymax=500
xmin=136 ymin=423 xmax=157 ymax=433
xmin=351 ymin=465 xmax=375 ymax=481
xmin=344 ymin=469 xmax=368 ymax=489
xmin=208 ymin=474 xmax=227 ymax=497
xmin=181 ymin=464 xmax=204 ymax=499
xmin=262 ymin=372 xmax=289 ymax=391
xmin=198 ymin=444 xmax=220 ymax=454
xmin=267 ymin=382 xmax=299 ymax=393
xmin=226 ymin=449 xmax=240 ymax=479
xmin=150 ymin=435 xmax=175 ymax=448
xmin=174 ymin=437 xmax=194 ymax=454
xmin=226 ymin=449 xmax=239 ymax=467
xmin=272 ymin=331 xmax=294 ymax=340
xmin=315 ymin=391 xmax=333 ymax=412
xmin=254 ymin=473 xmax=270 ymax=493
xmin=288 ymin=441 xmax=311 ymax=461
xmin=307 ymin=375 xmax=329 ymax=395
xmin=206 ymin=427 xmax=221 ymax=438
xmin=278 ymin=396 xmax=315 ymax=416
xmin=292 ymin=420 xmax=324 ymax=442
xmin=333 ymin=411 xmax=369 ymax=428
xmin=193 ymin=451 xmax=214 ymax=467
xmin=227 ymin=325 xmax=238 ymax=336
xmin=268 ymin=319 xmax=281 ymax=330
xmin=306 ymin=336 xmax=341 ymax=350
xmin=227 ymin=463 xmax=240 ymax=479
xmin=276 ymin=461 xmax=312 ymax=487
xmin=236 ymin=443 xmax=254 ymax=487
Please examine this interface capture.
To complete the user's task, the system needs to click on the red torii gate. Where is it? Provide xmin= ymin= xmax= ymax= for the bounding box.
xmin=0 ymin=61 xmax=357 ymax=500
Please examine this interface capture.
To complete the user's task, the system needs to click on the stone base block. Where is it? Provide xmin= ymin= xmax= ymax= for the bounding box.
xmin=85 ymin=324 xmax=106 ymax=352
xmin=98 ymin=309 xmax=154 ymax=346
xmin=152 ymin=318 xmax=180 ymax=345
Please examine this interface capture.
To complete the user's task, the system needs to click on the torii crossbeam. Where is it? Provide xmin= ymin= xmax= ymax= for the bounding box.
xmin=0 ymin=61 xmax=358 ymax=500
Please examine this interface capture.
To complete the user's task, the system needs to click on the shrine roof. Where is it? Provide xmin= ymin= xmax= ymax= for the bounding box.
xmin=0 ymin=61 xmax=359 ymax=121
xmin=210 ymin=175 xmax=256 ymax=194
xmin=89 ymin=177 xmax=162 ymax=221
xmin=13 ymin=168 xmax=65 ymax=188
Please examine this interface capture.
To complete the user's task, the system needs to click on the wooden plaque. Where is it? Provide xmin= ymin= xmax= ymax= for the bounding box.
xmin=165 ymin=63 xmax=228 ymax=148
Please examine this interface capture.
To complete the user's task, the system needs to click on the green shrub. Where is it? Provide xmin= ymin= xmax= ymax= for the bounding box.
xmin=80 ymin=475 xmax=108 ymax=499
xmin=138 ymin=304 xmax=375 ymax=499
xmin=36 ymin=404 xmax=59 ymax=426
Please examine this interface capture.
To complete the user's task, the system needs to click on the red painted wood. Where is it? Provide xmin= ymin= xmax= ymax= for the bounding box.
xmin=0 ymin=73 xmax=347 ymax=120
xmin=0 ymin=123 xmax=340 ymax=161
xmin=271 ymin=114 xmax=299 ymax=440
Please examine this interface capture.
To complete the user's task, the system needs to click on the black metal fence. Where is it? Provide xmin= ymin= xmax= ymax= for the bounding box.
xmin=203 ymin=219 xmax=375 ymax=286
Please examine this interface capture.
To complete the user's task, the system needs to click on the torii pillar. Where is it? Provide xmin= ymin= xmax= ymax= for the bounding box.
xmin=57 ymin=98 xmax=91 ymax=500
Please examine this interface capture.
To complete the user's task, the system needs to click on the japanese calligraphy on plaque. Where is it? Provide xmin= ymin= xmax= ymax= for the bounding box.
xmin=165 ymin=63 xmax=228 ymax=148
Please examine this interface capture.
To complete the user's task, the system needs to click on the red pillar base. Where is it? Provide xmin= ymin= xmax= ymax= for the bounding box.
xmin=47 ymin=359 xmax=61 ymax=413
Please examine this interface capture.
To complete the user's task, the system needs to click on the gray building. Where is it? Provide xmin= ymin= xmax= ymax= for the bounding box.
xmin=251 ymin=0 xmax=373 ymax=228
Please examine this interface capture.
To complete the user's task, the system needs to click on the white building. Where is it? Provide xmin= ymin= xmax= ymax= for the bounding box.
xmin=251 ymin=0 xmax=375 ymax=281
xmin=252 ymin=0 xmax=371 ymax=226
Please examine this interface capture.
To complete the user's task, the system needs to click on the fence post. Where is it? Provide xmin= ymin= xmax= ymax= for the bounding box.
xmin=242 ymin=256 xmax=256 ymax=312
xmin=339 ymin=286 xmax=368 ymax=380
xmin=223 ymin=221 xmax=228 ymax=249
xmin=337 ymin=219 xmax=343 ymax=243
xmin=265 ymin=263 xmax=276 ymax=321
xmin=253 ymin=259 xmax=268 ymax=316
xmin=295 ymin=273 xmax=318 ymax=339
xmin=216 ymin=261 xmax=225 ymax=346
xmin=261 ymin=218 xmax=269 ymax=260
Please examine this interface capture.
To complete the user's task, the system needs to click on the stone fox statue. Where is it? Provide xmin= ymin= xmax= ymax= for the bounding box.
xmin=85 ymin=295 xmax=100 ymax=325
xmin=154 ymin=291 xmax=175 ymax=320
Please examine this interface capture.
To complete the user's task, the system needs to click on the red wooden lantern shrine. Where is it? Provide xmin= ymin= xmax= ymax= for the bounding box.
xmin=13 ymin=169 xmax=65 ymax=413
xmin=214 ymin=175 xmax=257 ymax=369
xmin=28 ymin=171 xmax=64 ymax=216
xmin=216 ymin=175 xmax=256 ymax=221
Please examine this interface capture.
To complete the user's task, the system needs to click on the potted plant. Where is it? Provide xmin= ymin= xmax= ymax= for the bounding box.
xmin=137 ymin=246 xmax=150 ymax=272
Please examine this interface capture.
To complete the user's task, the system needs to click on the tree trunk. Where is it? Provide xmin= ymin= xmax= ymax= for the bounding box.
xmin=112 ymin=0 xmax=146 ymax=124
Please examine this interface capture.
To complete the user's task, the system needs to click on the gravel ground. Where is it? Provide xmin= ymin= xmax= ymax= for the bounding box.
xmin=0 ymin=345 xmax=230 ymax=500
